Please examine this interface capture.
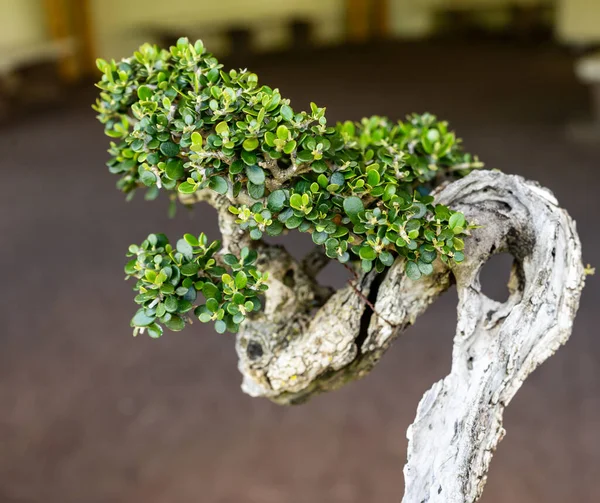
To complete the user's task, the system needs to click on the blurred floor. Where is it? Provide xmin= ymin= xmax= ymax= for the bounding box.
xmin=0 ymin=41 xmax=599 ymax=503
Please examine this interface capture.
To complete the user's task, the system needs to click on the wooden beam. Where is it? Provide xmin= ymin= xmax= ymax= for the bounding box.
xmin=43 ymin=0 xmax=79 ymax=82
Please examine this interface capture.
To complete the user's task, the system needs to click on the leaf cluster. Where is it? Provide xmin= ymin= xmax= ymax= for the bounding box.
xmin=125 ymin=232 xmax=266 ymax=336
xmin=95 ymin=38 xmax=482 ymax=336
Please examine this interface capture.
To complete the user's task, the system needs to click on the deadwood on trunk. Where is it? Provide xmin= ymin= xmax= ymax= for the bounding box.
xmin=184 ymin=170 xmax=585 ymax=503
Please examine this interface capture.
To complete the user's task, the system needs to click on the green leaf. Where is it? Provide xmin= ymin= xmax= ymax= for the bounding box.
xmin=178 ymin=181 xmax=197 ymax=194
xmin=241 ymin=150 xmax=257 ymax=165
xmin=137 ymin=85 xmax=153 ymax=101
xmin=312 ymin=231 xmax=328 ymax=245
xmin=202 ymin=282 xmax=221 ymax=300
xmin=361 ymin=259 xmax=373 ymax=273
xmin=147 ymin=323 xmax=163 ymax=338
xmin=247 ymin=181 xmax=264 ymax=200
xmin=131 ymin=310 xmax=155 ymax=327
xmin=311 ymin=160 xmax=328 ymax=173
xmin=164 ymin=315 xmax=185 ymax=331
xmin=277 ymin=125 xmax=289 ymax=140
xmin=283 ymin=140 xmax=296 ymax=154
xmin=448 ymin=212 xmax=466 ymax=230
xmin=417 ymin=261 xmax=434 ymax=275
xmin=140 ymin=170 xmax=156 ymax=187
xmin=359 ymin=246 xmax=377 ymax=261
xmin=245 ymin=165 xmax=265 ymax=185
xmin=206 ymin=298 xmax=219 ymax=312
xmin=214 ymin=320 xmax=227 ymax=334
xmin=343 ymin=196 xmax=364 ymax=223
xmin=280 ymin=104 xmax=294 ymax=121
xmin=379 ymin=251 xmax=394 ymax=266
xmin=165 ymin=296 xmax=178 ymax=312
xmin=406 ymin=261 xmax=422 ymax=281
xmin=176 ymin=238 xmax=193 ymax=258
xmin=296 ymin=150 xmax=313 ymax=163
xmin=367 ymin=169 xmax=380 ymax=186
xmin=165 ymin=159 xmax=184 ymax=180
xmin=235 ymin=271 xmax=247 ymax=289
xmin=285 ymin=215 xmax=303 ymax=229
xmin=243 ymin=137 xmax=259 ymax=151
xmin=215 ymin=121 xmax=229 ymax=135
xmin=209 ymin=176 xmax=228 ymax=194
xmin=289 ymin=193 xmax=303 ymax=209
xmin=267 ymin=189 xmax=286 ymax=212
xmin=160 ymin=141 xmax=180 ymax=157
xmin=184 ymin=233 xmax=198 ymax=246
xmin=181 ymin=262 xmax=199 ymax=276
xmin=266 ymin=221 xmax=283 ymax=236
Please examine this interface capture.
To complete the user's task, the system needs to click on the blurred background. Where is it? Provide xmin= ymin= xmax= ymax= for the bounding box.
xmin=0 ymin=1 xmax=599 ymax=502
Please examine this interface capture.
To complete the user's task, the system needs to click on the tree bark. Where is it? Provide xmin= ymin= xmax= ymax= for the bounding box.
xmin=188 ymin=170 xmax=585 ymax=502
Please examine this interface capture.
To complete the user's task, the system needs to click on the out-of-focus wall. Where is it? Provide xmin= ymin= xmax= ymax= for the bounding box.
xmin=389 ymin=0 xmax=554 ymax=38
xmin=90 ymin=0 xmax=346 ymax=60
xmin=556 ymin=0 xmax=600 ymax=45
xmin=0 ymin=0 xmax=47 ymax=48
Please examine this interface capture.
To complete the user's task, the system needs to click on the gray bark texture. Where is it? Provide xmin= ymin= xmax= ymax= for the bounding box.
xmin=186 ymin=170 xmax=586 ymax=503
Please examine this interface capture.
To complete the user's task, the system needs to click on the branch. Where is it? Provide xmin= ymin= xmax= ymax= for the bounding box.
xmin=195 ymin=170 xmax=585 ymax=502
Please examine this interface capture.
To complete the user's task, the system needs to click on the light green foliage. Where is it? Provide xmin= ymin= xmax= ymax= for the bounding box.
xmin=125 ymin=233 xmax=267 ymax=336
xmin=95 ymin=38 xmax=482 ymax=336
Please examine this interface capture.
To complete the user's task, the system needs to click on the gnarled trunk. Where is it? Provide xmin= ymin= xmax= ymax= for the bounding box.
xmin=185 ymin=170 xmax=585 ymax=502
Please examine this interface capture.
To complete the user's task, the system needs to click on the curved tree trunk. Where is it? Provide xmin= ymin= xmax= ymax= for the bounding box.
xmin=184 ymin=170 xmax=585 ymax=502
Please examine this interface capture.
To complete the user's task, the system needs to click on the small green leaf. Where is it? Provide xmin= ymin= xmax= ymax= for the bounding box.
xmin=176 ymin=239 xmax=193 ymax=258
xmin=245 ymin=165 xmax=265 ymax=185
xmin=277 ymin=125 xmax=289 ymax=140
xmin=280 ymin=104 xmax=294 ymax=121
xmin=267 ymin=189 xmax=286 ymax=212
xmin=215 ymin=121 xmax=229 ymax=135
xmin=160 ymin=141 xmax=180 ymax=157
xmin=209 ymin=176 xmax=228 ymax=194
xmin=247 ymin=182 xmax=264 ymax=200
xmin=165 ymin=159 xmax=184 ymax=180
xmin=243 ymin=137 xmax=259 ymax=151
xmin=165 ymin=296 xmax=178 ymax=312
xmin=289 ymin=193 xmax=303 ymax=209
xmin=164 ymin=315 xmax=186 ymax=331
xmin=343 ymin=196 xmax=364 ymax=223
xmin=367 ymin=169 xmax=380 ymax=187
xmin=131 ymin=310 xmax=155 ymax=327
xmin=181 ymin=262 xmax=199 ymax=276
xmin=406 ymin=261 xmax=421 ymax=281
xmin=214 ymin=320 xmax=227 ymax=334
xmin=140 ymin=170 xmax=156 ymax=187
xmin=283 ymin=140 xmax=296 ymax=154
xmin=147 ymin=323 xmax=163 ymax=338
xmin=359 ymin=246 xmax=377 ymax=261
xmin=266 ymin=221 xmax=283 ymax=236
xmin=235 ymin=271 xmax=247 ymax=289
xmin=184 ymin=233 xmax=198 ymax=246
xmin=449 ymin=212 xmax=466 ymax=230
xmin=241 ymin=150 xmax=257 ymax=165
xmin=379 ymin=251 xmax=394 ymax=266
xmin=137 ymin=85 xmax=153 ymax=101
xmin=178 ymin=181 xmax=197 ymax=194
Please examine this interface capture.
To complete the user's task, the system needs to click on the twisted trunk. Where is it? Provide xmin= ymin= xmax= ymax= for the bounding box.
xmin=186 ymin=170 xmax=585 ymax=502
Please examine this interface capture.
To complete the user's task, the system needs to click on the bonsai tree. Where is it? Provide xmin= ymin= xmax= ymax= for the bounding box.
xmin=94 ymin=39 xmax=586 ymax=502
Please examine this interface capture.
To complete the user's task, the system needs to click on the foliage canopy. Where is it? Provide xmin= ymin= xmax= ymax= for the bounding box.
xmin=94 ymin=38 xmax=482 ymax=336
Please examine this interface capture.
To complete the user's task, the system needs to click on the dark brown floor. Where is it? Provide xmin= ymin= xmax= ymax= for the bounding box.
xmin=0 ymin=41 xmax=598 ymax=503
